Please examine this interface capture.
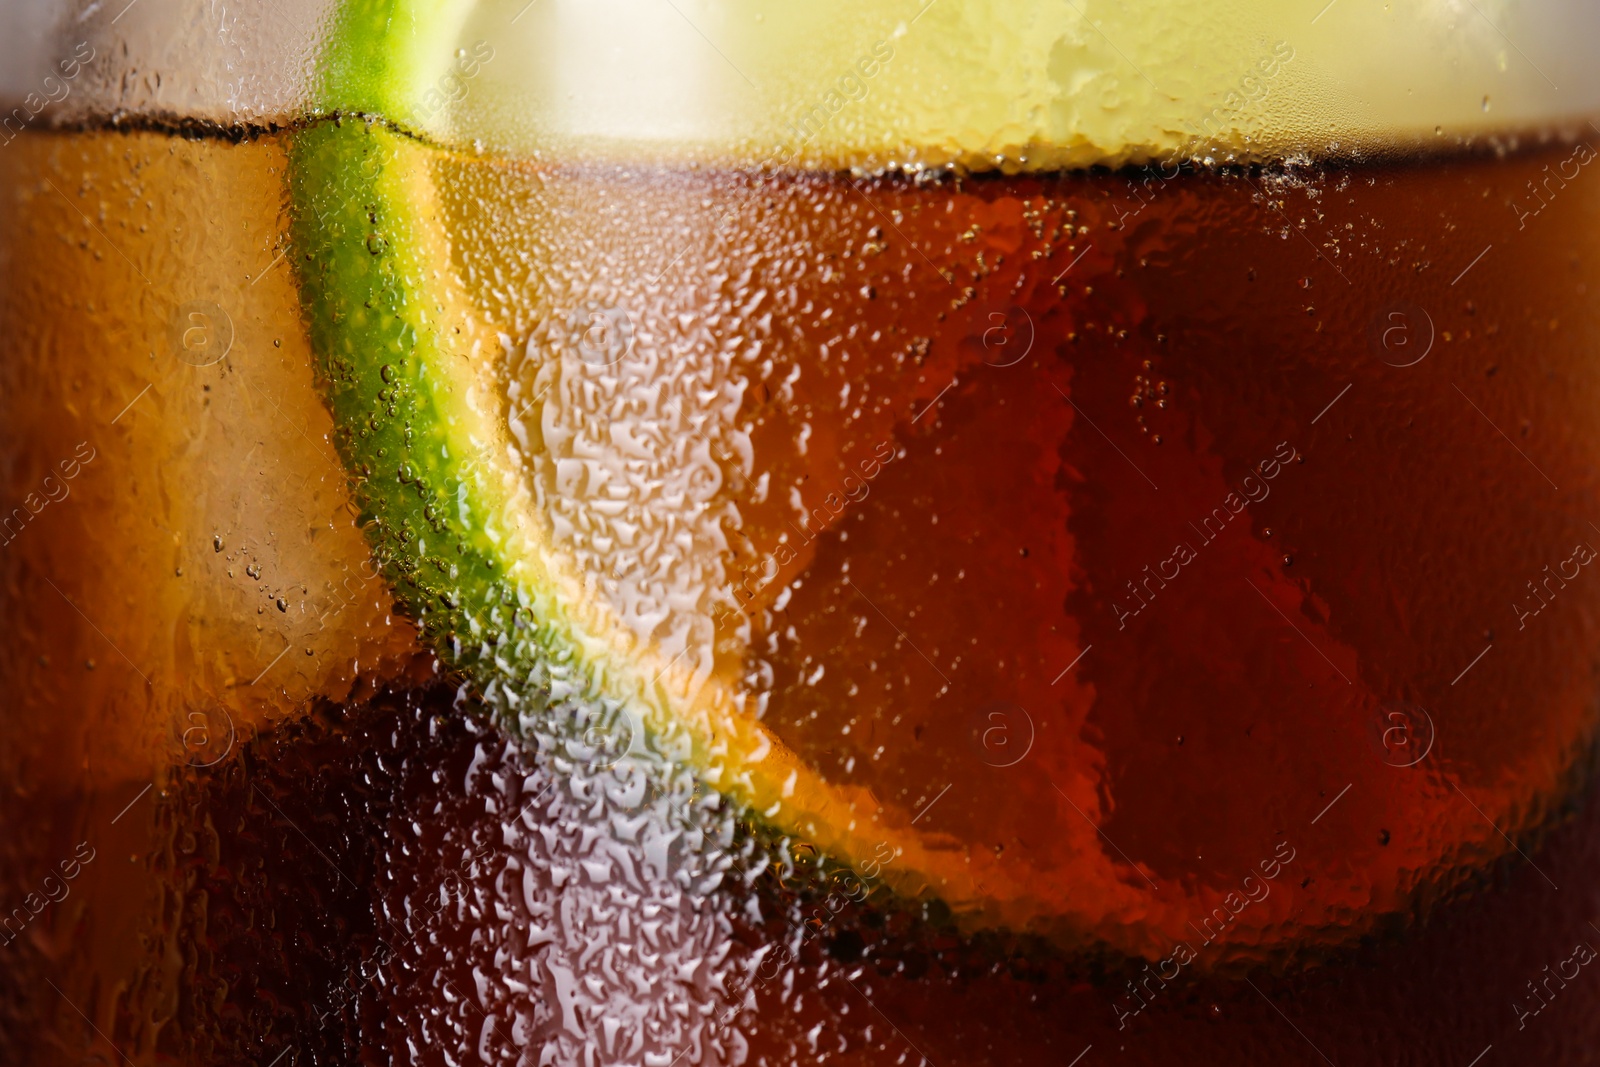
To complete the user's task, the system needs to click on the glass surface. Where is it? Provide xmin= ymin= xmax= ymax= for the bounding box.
xmin=4 ymin=2 xmax=1600 ymax=1065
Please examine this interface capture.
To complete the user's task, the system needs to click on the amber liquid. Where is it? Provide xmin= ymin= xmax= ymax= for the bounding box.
xmin=5 ymin=126 xmax=1600 ymax=1065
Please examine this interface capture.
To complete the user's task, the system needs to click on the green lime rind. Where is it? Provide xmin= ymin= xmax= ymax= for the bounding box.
xmin=293 ymin=0 xmax=624 ymax=751
xmin=283 ymin=108 xmax=1043 ymax=938
xmin=292 ymin=0 xmax=818 ymax=795
xmin=283 ymin=110 xmax=966 ymax=887
xmin=289 ymin=110 xmax=688 ymax=781
xmin=308 ymin=0 xmax=478 ymax=130
xmin=288 ymin=121 xmax=517 ymax=704
xmin=286 ymin=0 xmax=1088 ymax=954
xmin=287 ymin=87 xmax=776 ymax=793
xmin=292 ymin=0 xmax=614 ymax=759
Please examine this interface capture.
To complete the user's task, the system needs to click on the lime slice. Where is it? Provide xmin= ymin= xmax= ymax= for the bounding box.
xmin=288 ymin=0 xmax=1146 ymax=952
xmin=288 ymin=0 xmax=1598 ymax=965
xmin=427 ymin=0 xmax=1598 ymax=170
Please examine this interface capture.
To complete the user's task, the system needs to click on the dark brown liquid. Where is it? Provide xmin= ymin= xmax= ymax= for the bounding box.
xmin=6 ymin=127 xmax=1600 ymax=1065
xmin=440 ymin=133 xmax=1600 ymax=958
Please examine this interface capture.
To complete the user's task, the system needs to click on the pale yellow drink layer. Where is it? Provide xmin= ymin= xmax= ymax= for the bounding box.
xmin=418 ymin=0 xmax=1600 ymax=170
